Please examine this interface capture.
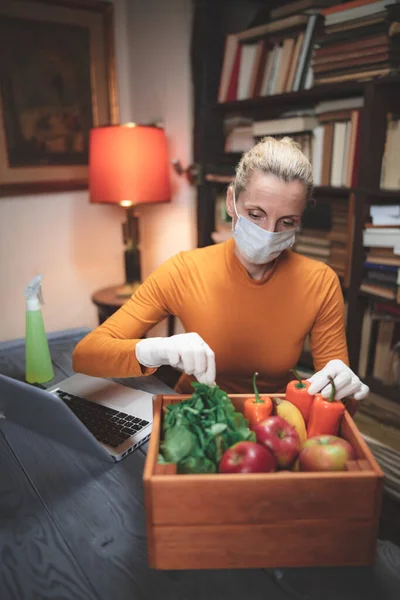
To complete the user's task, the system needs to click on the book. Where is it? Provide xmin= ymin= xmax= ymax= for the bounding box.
xmin=313 ymin=44 xmax=394 ymax=66
xmin=274 ymin=37 xmax=296 ymax=94
xmin=296 ymin=232 xmax=331 ymax=246
xmin=322 ymin=0 xmax=383 ymax=16
xmin=370 ymin=204 xmax=400 ymax=226
xmin=295 ymin=242 xmax=331 ymax=256
xmin=293 ymin=13 xmax=319 ymax=90
xmin=252 ymin=115 xmax=318 ymax=137
xmin=375 ymin=301 xmax=400 ymax=317
xmin=366 ymin=270 xmax=398 ymax=284
xmin=311 ymin=125 xmax=324 ymax=185
xmin=381 ymin=116 xmax=400 ymax=190
xmin=269 ymin=43 xmax=284 ymax=95
xmin=366 ymin=254 xmax=400 ymax=267
xmin=286 ymin=32 xmax=305 ymax=91
xmin=373 ymin=318 xmax=396 ymax=381
xmin=315 ymin=97 xmax=364 ymax=114
xmin=325 ymin=1 xmax=387 ymax=26
xmin=346 ymin=110 xmax=361 ymax=187
xmin=325 ymin=14 xmax=387 ymax=35
xmin=237 ymin=43 xmax=259 ymax=100
xmin=328 ymin=230 xmax=348 ymax=243
xmin=259 ymin=45 xmax=277 ymax=96
xmin=330 ymin=121 xmax=348 ymax=187
xmin=249 ymin=40 xmax=269 ymax=98
xmin=225 ymin=126 xmax=254 ymax=152
xmin=313 ymin=51 xmax=398 ymax=74
xmin=218 ymin=35 xmax=239 ymax=103
xmin=225 ymin=43 xmax=242 ymax=101
xmin=314 ymin=67 xmax=391 ymax=85
xmin=360 ymin=282 xmax=397 ymax=299
xmin=359 ymin=305 xmax=373 ymax=378
xmin=314 ymin=34 xmax=388 ymax=57
xmin=237 ymin=14 xmax=309 ymax=42
xmin=320 ymin=122 xmax=334 ymax=185
xmin=271 ymin=0 xmax=337 ymax=21
xmin=318 ymin=109 xmax=354 ymax=122
xmin=363 ymin=227 xmax=400 ymax=249
xmin=365 ymin=261 xmax=400 ymax=272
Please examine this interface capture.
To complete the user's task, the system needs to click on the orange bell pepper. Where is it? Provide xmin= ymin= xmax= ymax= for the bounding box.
xmin=307 ymin=376 xmax=345 ymax=438
xmin=285 ymin=369 xmax=314 ymax=422
xmin=244 ymin=372 xmax=273 ymax=430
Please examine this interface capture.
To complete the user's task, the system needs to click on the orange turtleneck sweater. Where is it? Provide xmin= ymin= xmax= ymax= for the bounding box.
xmin=72 ymin=238 xmax=349 ymax=394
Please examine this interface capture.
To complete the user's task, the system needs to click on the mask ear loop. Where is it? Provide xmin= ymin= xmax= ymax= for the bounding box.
xmin=231 ymin=188 xmax=240 ymax=232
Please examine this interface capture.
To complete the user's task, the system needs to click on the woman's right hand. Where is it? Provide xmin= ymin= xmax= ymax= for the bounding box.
xmin=135 ymin=332 xmax=216 ymax=385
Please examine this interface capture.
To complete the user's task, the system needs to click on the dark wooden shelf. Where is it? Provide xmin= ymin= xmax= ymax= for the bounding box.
xmin=314 ymin=186 xmax=353 ymax=197
xmin=364 ymin=376 xmax=400 ymax=404
xmin=217 ymin=76 xmax=400 ymax=118
xmin=205 ymin=173 xmax=354 ymax=198
xmin=362 ymin=188 xmax=400 ymax=202
xmin=217 ymin=81 xmax=366 ymax=116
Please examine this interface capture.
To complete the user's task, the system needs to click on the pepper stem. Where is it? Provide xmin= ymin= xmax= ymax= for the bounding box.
xmin=290 ymin=368 xmax=306 ymax=389
xmin=327 ymin=375 xmax=336 ymax=402
xmin=253 ymin=372 xmax=262 ymax=403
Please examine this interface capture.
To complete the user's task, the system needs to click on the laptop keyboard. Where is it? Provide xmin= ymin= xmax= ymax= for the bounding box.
xmin=54 ymin=390 xmax=149 ymax=448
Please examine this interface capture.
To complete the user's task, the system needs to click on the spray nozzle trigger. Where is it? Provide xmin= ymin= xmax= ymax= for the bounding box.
xmin=24 ymin=274 xmax=45 ymax=306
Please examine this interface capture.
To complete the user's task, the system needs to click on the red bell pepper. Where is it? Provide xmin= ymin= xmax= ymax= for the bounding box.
xmin=285 ymin=369 xmax=314 ymax=422
xmin=244 ymin=372 xmax=273 ymax=430
xmin=307 ymin=376 xmax=345 ymax=438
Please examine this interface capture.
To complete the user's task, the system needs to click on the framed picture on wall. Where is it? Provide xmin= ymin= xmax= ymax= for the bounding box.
xmin=0 ymin=0 xmax=119 ymax=196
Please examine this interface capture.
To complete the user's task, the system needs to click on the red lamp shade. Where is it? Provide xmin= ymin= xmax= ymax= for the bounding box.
xmin=89 ymin=124 xmax=170 ymax=206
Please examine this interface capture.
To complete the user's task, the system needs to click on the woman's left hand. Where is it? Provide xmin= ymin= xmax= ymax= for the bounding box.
xmin=307 ymin=359 xmax=369 ymax=401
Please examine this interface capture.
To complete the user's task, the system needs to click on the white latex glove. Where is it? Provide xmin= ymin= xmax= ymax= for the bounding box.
xmin=135 ymin=332 xmax=216 ymax=386
xmin=307 ymin=359 xmax=369 ymax=401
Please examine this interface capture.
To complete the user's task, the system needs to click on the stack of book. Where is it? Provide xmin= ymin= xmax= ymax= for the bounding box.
xmin=361 ymin=204 xmax=400 ymax=302
xmin=359 ymin=302 xmax=400 ymax=383
xmin=211 ymin=192 xmax=232 ymax=244
xmin=293 ymin=197 xmax=349 ymax=278
xmin=327 ymin=199 xmax=349 ymax=277
xmin=312 ymin=0 xmax=400 ymax=86
xmin=223 ymin=97 xmax=362 ymax=189
xmin=217 ymin=11 xmax=322 ymax=102
xmin=294 ymin=229 xmax=332 ymax=263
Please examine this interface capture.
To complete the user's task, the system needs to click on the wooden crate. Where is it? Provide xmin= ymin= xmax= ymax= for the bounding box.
xmin=143 ymin=394 xmax=384 ymax=570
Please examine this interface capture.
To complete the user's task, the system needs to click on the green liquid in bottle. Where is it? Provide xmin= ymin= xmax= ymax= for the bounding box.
xmin=25 ymin=309 xmax=54 ymax=384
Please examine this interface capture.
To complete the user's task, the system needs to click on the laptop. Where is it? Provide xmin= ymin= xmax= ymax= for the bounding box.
xmin=0 ymin=373 xmax=154 ymax=462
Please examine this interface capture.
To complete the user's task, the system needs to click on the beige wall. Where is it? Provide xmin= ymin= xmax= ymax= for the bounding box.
xmin=0 ymin=0 xmax=195 ymax=342
xmin=125 ymin=0 xmax=196 ymax=281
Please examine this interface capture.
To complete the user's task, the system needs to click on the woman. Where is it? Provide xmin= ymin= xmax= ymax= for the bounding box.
xmin=73 ymin=137 xmax=368 ymax=402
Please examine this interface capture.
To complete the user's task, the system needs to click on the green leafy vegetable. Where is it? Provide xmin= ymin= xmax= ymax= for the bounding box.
xmin=159 ymin=382 xmax=255 ymax=474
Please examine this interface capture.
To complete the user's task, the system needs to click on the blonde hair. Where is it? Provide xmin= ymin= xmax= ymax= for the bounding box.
xmin=233 ymin=136 xmax=313 ymax=202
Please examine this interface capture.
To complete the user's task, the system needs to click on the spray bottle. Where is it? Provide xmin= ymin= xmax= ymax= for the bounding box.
xmin=24 ymin=275 xmax=54 ymax=384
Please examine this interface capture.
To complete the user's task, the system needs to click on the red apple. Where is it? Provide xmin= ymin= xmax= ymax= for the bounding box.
xmin=299 ymin=435 xmax=355 ymax=472
xmin=254 ymin=416 xmax=301 ymax=469
xmin=219 ymin=441 xmax=277 ymax=474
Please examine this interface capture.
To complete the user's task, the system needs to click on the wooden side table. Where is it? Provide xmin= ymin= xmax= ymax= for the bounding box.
xmin=91 ymin=284 xmax=175 ymax=336
xmin=91 ymin=284 xmax=180 ymax=389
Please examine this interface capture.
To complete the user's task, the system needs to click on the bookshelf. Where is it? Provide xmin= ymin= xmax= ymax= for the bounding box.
xmin=191 ymin=0 xmax=400 ymax=403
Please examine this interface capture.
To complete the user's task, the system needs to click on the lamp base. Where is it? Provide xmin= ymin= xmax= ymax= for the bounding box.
xmin=119 ymin=209 xmax=142 ymax=298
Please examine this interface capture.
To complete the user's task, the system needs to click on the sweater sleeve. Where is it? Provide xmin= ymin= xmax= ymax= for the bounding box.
xmin=72 ymin=253 xmax=187 ymax=378
xmin=309 ymin=267 xmax=349 ymax=372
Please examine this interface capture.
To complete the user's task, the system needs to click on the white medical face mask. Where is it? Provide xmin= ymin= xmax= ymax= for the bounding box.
xmin=232 ymin=191 xmax=296 ymax=265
